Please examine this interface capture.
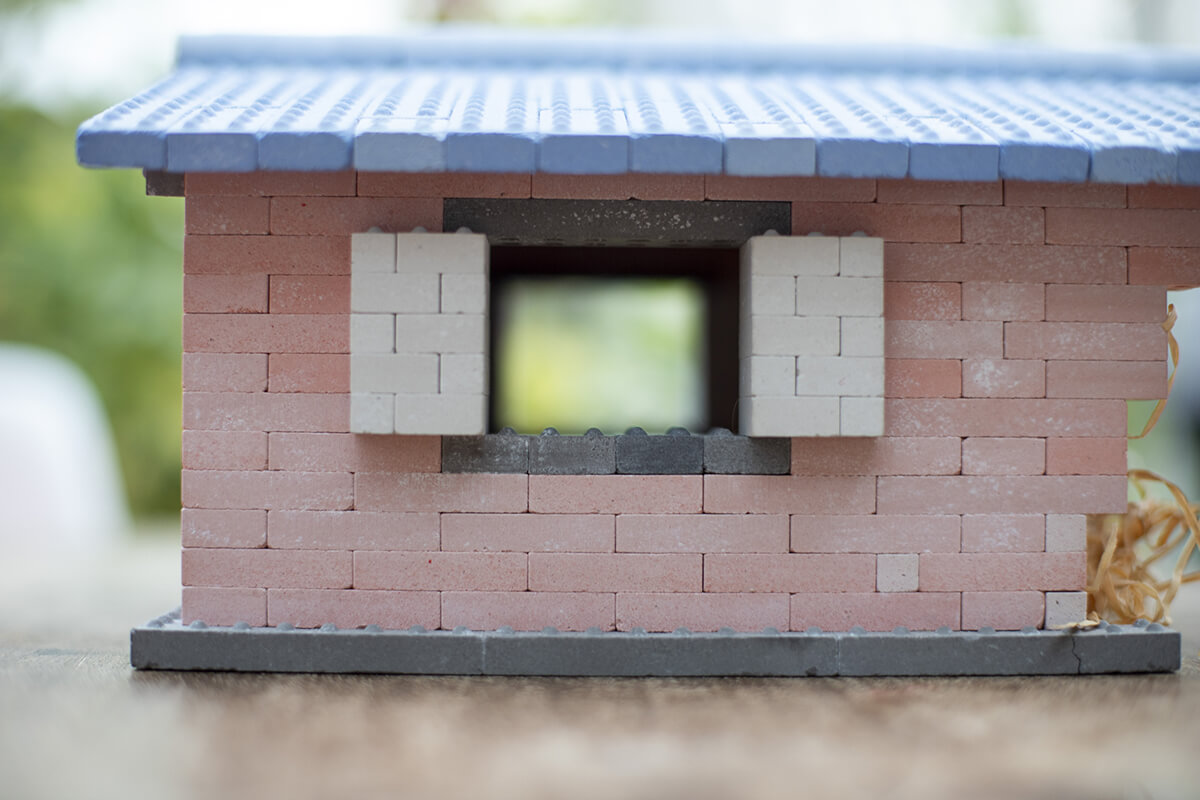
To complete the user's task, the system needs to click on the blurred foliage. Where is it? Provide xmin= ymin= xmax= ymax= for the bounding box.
xmin=495 ymin=278 xmax=704 ymax=434
xmin=0 ymin=104 xmax=183 ymax=516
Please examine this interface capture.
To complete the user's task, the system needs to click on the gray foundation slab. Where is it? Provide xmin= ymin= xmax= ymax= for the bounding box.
xmin=131 ymin=611 xmax=1182 ymax=676
xmin=442 ymin=433 xmax=529 ymax=473
xmin=527 ymin=429 xmax=616 ymax=474
xmin=615 ymin=429 xmax=704 ymax=474
xmin=703 ymin=430 xmax=791 ymax=474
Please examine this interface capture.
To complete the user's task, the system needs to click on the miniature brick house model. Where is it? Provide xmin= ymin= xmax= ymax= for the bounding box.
xmin=78 ymin=31 xmax=1197 ymax=675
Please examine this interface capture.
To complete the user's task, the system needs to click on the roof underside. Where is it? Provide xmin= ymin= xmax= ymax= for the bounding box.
xmin=76 ymin=31 xmax=1200 ymax=184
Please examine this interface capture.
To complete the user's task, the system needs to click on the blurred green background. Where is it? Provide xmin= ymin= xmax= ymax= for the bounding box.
xmin=3 ymin=0 xmax=1199 ymax=521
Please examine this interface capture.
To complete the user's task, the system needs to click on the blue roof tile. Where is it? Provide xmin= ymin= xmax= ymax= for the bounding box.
xmin=76 ymin=31 xmax=1200 ymax=184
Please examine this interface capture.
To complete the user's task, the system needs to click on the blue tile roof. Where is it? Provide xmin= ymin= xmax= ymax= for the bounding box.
xmin=76 ymin=31 xmax=1200 ymax=183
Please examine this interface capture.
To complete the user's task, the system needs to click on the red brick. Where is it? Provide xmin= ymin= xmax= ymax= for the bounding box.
xmin=267 ymin=510 xmax=439 ymax=550
xmin=789 ymin=436 xmax=960 ymax=476
xmin=1128 ymin=248 xmax=1200 ymax=290
xmin=268 ymin=432 xmax=439 ymax=472
xmin=530 ymin=553 xmax=701 ymax=592
xmin=181 ymin=508 xmax=266 ymax=549
xmin=1045 ymin=360 xmax=1167 ymax=400
xmin=617 ymin=593 xmax=788 ymax=632
xmin=1045 ymin=285 xmax=1166 ymax=323
xmin=704 ymin=553 xmax=875 ymax=592
xmin=182 ymin=353 xmax=267 ymax=392
xmin=790 ymin=592 xmax=960 ymax=632
xmin=877 ymin=475 xmax=1126 ymax=515
xmin=886 ymin=320 xmax=1002 ymax=359
xmin=884 ymin=281 xmax=961 ymax=320
xmin=877 ymin=179 xmax=1000 ymax=205
xmin=182 ymin=548 xmax=352 ymax=588
xmin=705 ymin=175 xmax=874 ymax=202
xmin=528 ymin=475 xmax=701 ymax=514
xmin=269 ymin=275 xmax=349 ymax=314
xmin=961 ymin=437 xmax=1045 ymax=475
xmin=1046 ymin=207 xmax=1200 ymax=247
xmin=1045 ymin=438 xmax=1127 ymax=476
xmin=886 ymin=398 xmax=1126 ymax=438
xmin=182 ymin=586 xmax=266 ymax=626
xmin=961 ymin=282 xmax=1044 ymax=321
xmin=886 ymin=244 xmax=1125 ymax=284
xmin=443 ymin=513 xmax=614 ymax=553
xmin=443 ymin=591 xmax=615 ymax=631
xmin=185 ymin=171 xmax=356 ymax=196
xmin=961 ymin=591 xmax=1045 ymax=630
xmin=703 ymin=475 xmax=875 ymax=514
xmin=354 ymin=551 xmax=527 ymax=591
xmin=790 ymin=515 xmax=960 ymax=554
xmin=358 ymin=171 xmax=531 ymax=198
xmin=184 ymin=234 xmax=350 ymax=275
xmin=961 ymin=514 xmax=1045 ymax=552
xmin=267 ymin=588 xmax=440 ymax=629
xmin=183 ymin=274 xmax=268 ymax=313
xmin=267 ymin=353 xmax=349 ymax=393
xmin=616 ymin=514 xmax=788 ymax=553
xmin=184 ymin=313 xmax=347 ymax=354
xmin=920 ymin=552 xmax=1086 ymax=591
xmin=1003 ymin=181 xmax=1126 ymax=208
xmin=356 ymin=472 xmax=527 ymax=513
xmin=885 ymin=359 xmax=962 ymax=398
xmin=183 ymin=430 xmax=267 ymax=470
xmin=961 ymin=359 xmax=1045 ymax=398
xmin=270 ymin=196 xmax=441 ymax=235
xmin=961 ymin=206 xmax=1044 ymax=244
xmin=183 ymin=392 xmax=349 ymax=433
xmin=791 ymin=202 xmax=960 ymax=242
xmin=182 ymin=469 xmax=354 ymax=510
xmin=1005 ymin=322 xmax=1165 ymax=361
xmin=534 ymin=173 xmax=705 ymax=200
xmin=185 ymin=195 xmax=270 ymax=235
xmin=1127 ymin=184 xmax=1200 ymax=209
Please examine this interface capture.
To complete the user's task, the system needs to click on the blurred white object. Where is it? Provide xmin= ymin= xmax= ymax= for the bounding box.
xmin=0 ymin=344 xmax=131 ymax=550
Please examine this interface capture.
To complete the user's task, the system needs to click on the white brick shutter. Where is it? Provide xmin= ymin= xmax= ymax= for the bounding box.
xmin=350 ymin=231 xmax=489 ymax=434
xmin=739 ymin=234 xmax=885 ymax=437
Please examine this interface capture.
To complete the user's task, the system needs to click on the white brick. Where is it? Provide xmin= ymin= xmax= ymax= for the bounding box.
xmin=840 ymin=316 xmax=884 ymax=357
xmin=395 ymin=232 xmax=488 ymax=274
xmin=741 ymin=274 xmax=796 ymax=317
xmin=441 ymin=273 xmax=488 ymax=314
xmin=839 ymin=396 xmax=885 ymax=437
xmin=1045 ymin=591 xmax=1087 ymax=628
xmin=351 ymin=233 xmax=395 ymax=273
xmin=740 ymin=396 xmax=839 ymax=437
xmin=1045 ymin=514 xmax=1087 ymax=552
xmin=350 ymin=393 xmax=394 ymax=434
xmin=395 ymin=394 xmax=487 ymax=435
xmin=839 ymin=236 xmax=884 ymax=277
xmin=794 ymin=356 xmax=884 ymax=397
xmin=441 ymin=353 xmax=488 ymax=395
xmin=740 ymin=356 xmax=795 ymax=397
xmin=350 ymin=354 xmax=439 ymax=394
xmin=351 ymin=273 xmax=440 ymax=313
xmin=877 ymin=553 xmax=918 ymax=592
xmin=744 ymin=316 xmax=839 ymax=357
xmin=741 ymin=235 xmax=839 ymax=277
xmin=350 ymin=314 xmax=394 ymax=354
xmin=395 ymin=314 xmax=486 ymax=355
xmin=795 ymin=276 xmax=883 ymax=318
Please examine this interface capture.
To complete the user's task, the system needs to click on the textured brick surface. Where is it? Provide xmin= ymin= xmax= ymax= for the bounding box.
xmin=442 ymin=514 xmax=615 ymax=553
xmin=1045 ymin=514 xmax=1087 ymax=552
xmin=920 ymin=552 xmax=1086 ymax=591
xmin=879 ymin=475 xmax=1126 ymax=515
xmin=529 ymin=475 xmax=702 ymax=514
xmin=182 ymin=586 xmax=267 ymax=626
xmin=183 ymin=353 xmax=267 ymax=392
xmin=269 ymin=275 xmax=349 ymax=314
xmin=181 ymin=508 xmax=266 ymax=549
xmin=791 ymin=515 xmax=960 ymax=554
xmin=266 ymin=588 xmax=440 ymax=629
xmin=185 ymin=313 xmax=348 ymax=354
xmin=185 ymin=171 xmax=356 ymax=196
xmin=616 ymin=593 xmax=789 ymax=632
xmin=359 ymin=171 xmax=531 ymax=198
xmin=791 ymin=202 xmax=960 ymax=242
xmin=961 ymin=282 xmax=1044 ymax=321
xmin=961 ymin=437 xmax=1045 ymax=475
xmin=267 ymin=510 xmax=439 ymax=551
xmin=962 ymin=205 xmax=1044 ymax=244
xmin=962 ymin=359 xmax=1045 ymax=398
xmin=886 ymin=320 xmax=1003 ymax=359
xmin=1005 ymin=322 xmax=1165 ymax=361
xmin=1003 ymin=181 xmax=1126 ymax=208
xmin=268 ymin=433 xmax=439 ymax=473
xmin=183 ymin=469 xmax=353 ymax=510
xmin=355 ymin=551 xmax=528 ymax=591
xmin=886 ymin=244 xmax=1125 ymax=284
xmin=184 ymin=392 xmax=349 ymax=433
xmin=885 ymin=398 xmax=1126 ymax=438
xmin=704 ymin=554 xmax=875 ymax=592
xmin=185 ymin=195 xmax=270 ymax=235
xmin=270 ymin=196 xmax=441 ymax=235
xmin=1127 ymin=184 xmax=1200 ymax=208
xmin=184 ymin=274 xmax=269 ymax=313
xmin=885 ymin=359 xmax=962 ymax=398
xmin=877 ymin=553 xmax=919 ymax=592
xmin=185 ymin=234 xmax=350 ymax=275
xmin=442 ymin=591 xmax=616 ymax=631
xmin=961 ymin=591 xmax=1045 ymax=630
xmin=884 ymin=281 xmax=961 ymax=320
xmin=183 ymin=430 xmax=268 ymax=470
xmin=790 ymin=592 xmax=960 ymax=632
xmin=182 ymin=548 xmax=352 ymax=589
xmin=1045 ymin=285 xmax=1165 ymax=323
xmin=268 ymin=354 xmax=349 ymax=393
xmin=1046 ymin=208 xmax=1200 ymax=247
xmin=530 ymin=553 xmax=702 ymax=592
xmin=790 ymin=436 xmax=960 ymax=476
xmin=356 ymin=472 xmax=528 ymax=513
xmin=704 ymin=475 xmax=875 ymax=514
xmin=706 ymin=175 xmax=874 ymax=202
xmin=617 ymin=514 xmax=788 ymax=553
xmin=1045 ymin=437 xmax=1127 ymax=476
xmin=535 ymin=173 xmax=704 ymax=200
xmin=877 ymin=179 xmax=1000 ymax=206
xmin=1045 ymin=360 xmax=1167 ymax=400
xmin=961 ymin=514 xmax=1045 ymax=553
xmin=1128 ymin=247 xmax=1200 ymax=289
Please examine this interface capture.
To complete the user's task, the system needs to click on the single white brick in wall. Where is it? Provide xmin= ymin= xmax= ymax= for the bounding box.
xmin=740 ymin=396 xmax=840 ymax=437
xmin=794 ymin=356 xmax=884 ymax=397
xmin=350 ymin=354 xmax=440 ymax=394
xmin=350 ymin=393 xmax=395 ymax=434
xmin=840 ymin=316 xmax=885 ymax=358
xmin=395 ymin=232 xmax=488 ymax=274
xmin=395 ymin=313 xmax=487 ymax=355
xmin=350 ymin=232 xmax=396 ymax=273
xmin=740 ymin=356 xmax=796 ymax=397
xmin=351 ymin=272 xmax=440 ymax=314
xmin=350 ymin=314 xmax=395 ymax=354
xmin=395 ymin=394 xmax=487 ymax=435
xmin=840 ymin=396 xmax=885 ymax=437
xmin=441 ymin=273 xmax=489 ymax=314
xmin=1045 ymin=591 xmax=1088 ymax=628
xmin=742 ymin=274 xmax=796 ymax=317
xmin=441 ymin=353 xmax=488 ymax=395
xmin=877 ymin=553 xmax=919 ymax=592
xmin=1045 ymin=514 xmax=1087 ymax=552
xmin=839 ymin=236 xmax=885 ymax=277
xmin=795 ymin=276 xmax=884 ymax=318
xmin=743 ymin=235 xmax=840 ymax=277
xmin=744 ymin=316 xmax=841 ymax=357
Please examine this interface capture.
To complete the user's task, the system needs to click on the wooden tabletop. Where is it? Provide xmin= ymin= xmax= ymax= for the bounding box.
xmin=2 ymin=532 xmax=1198 ymax=800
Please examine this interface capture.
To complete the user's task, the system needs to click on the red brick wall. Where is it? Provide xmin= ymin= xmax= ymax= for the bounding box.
xmin=179 ymin=172 xmax=1200 ymax=633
